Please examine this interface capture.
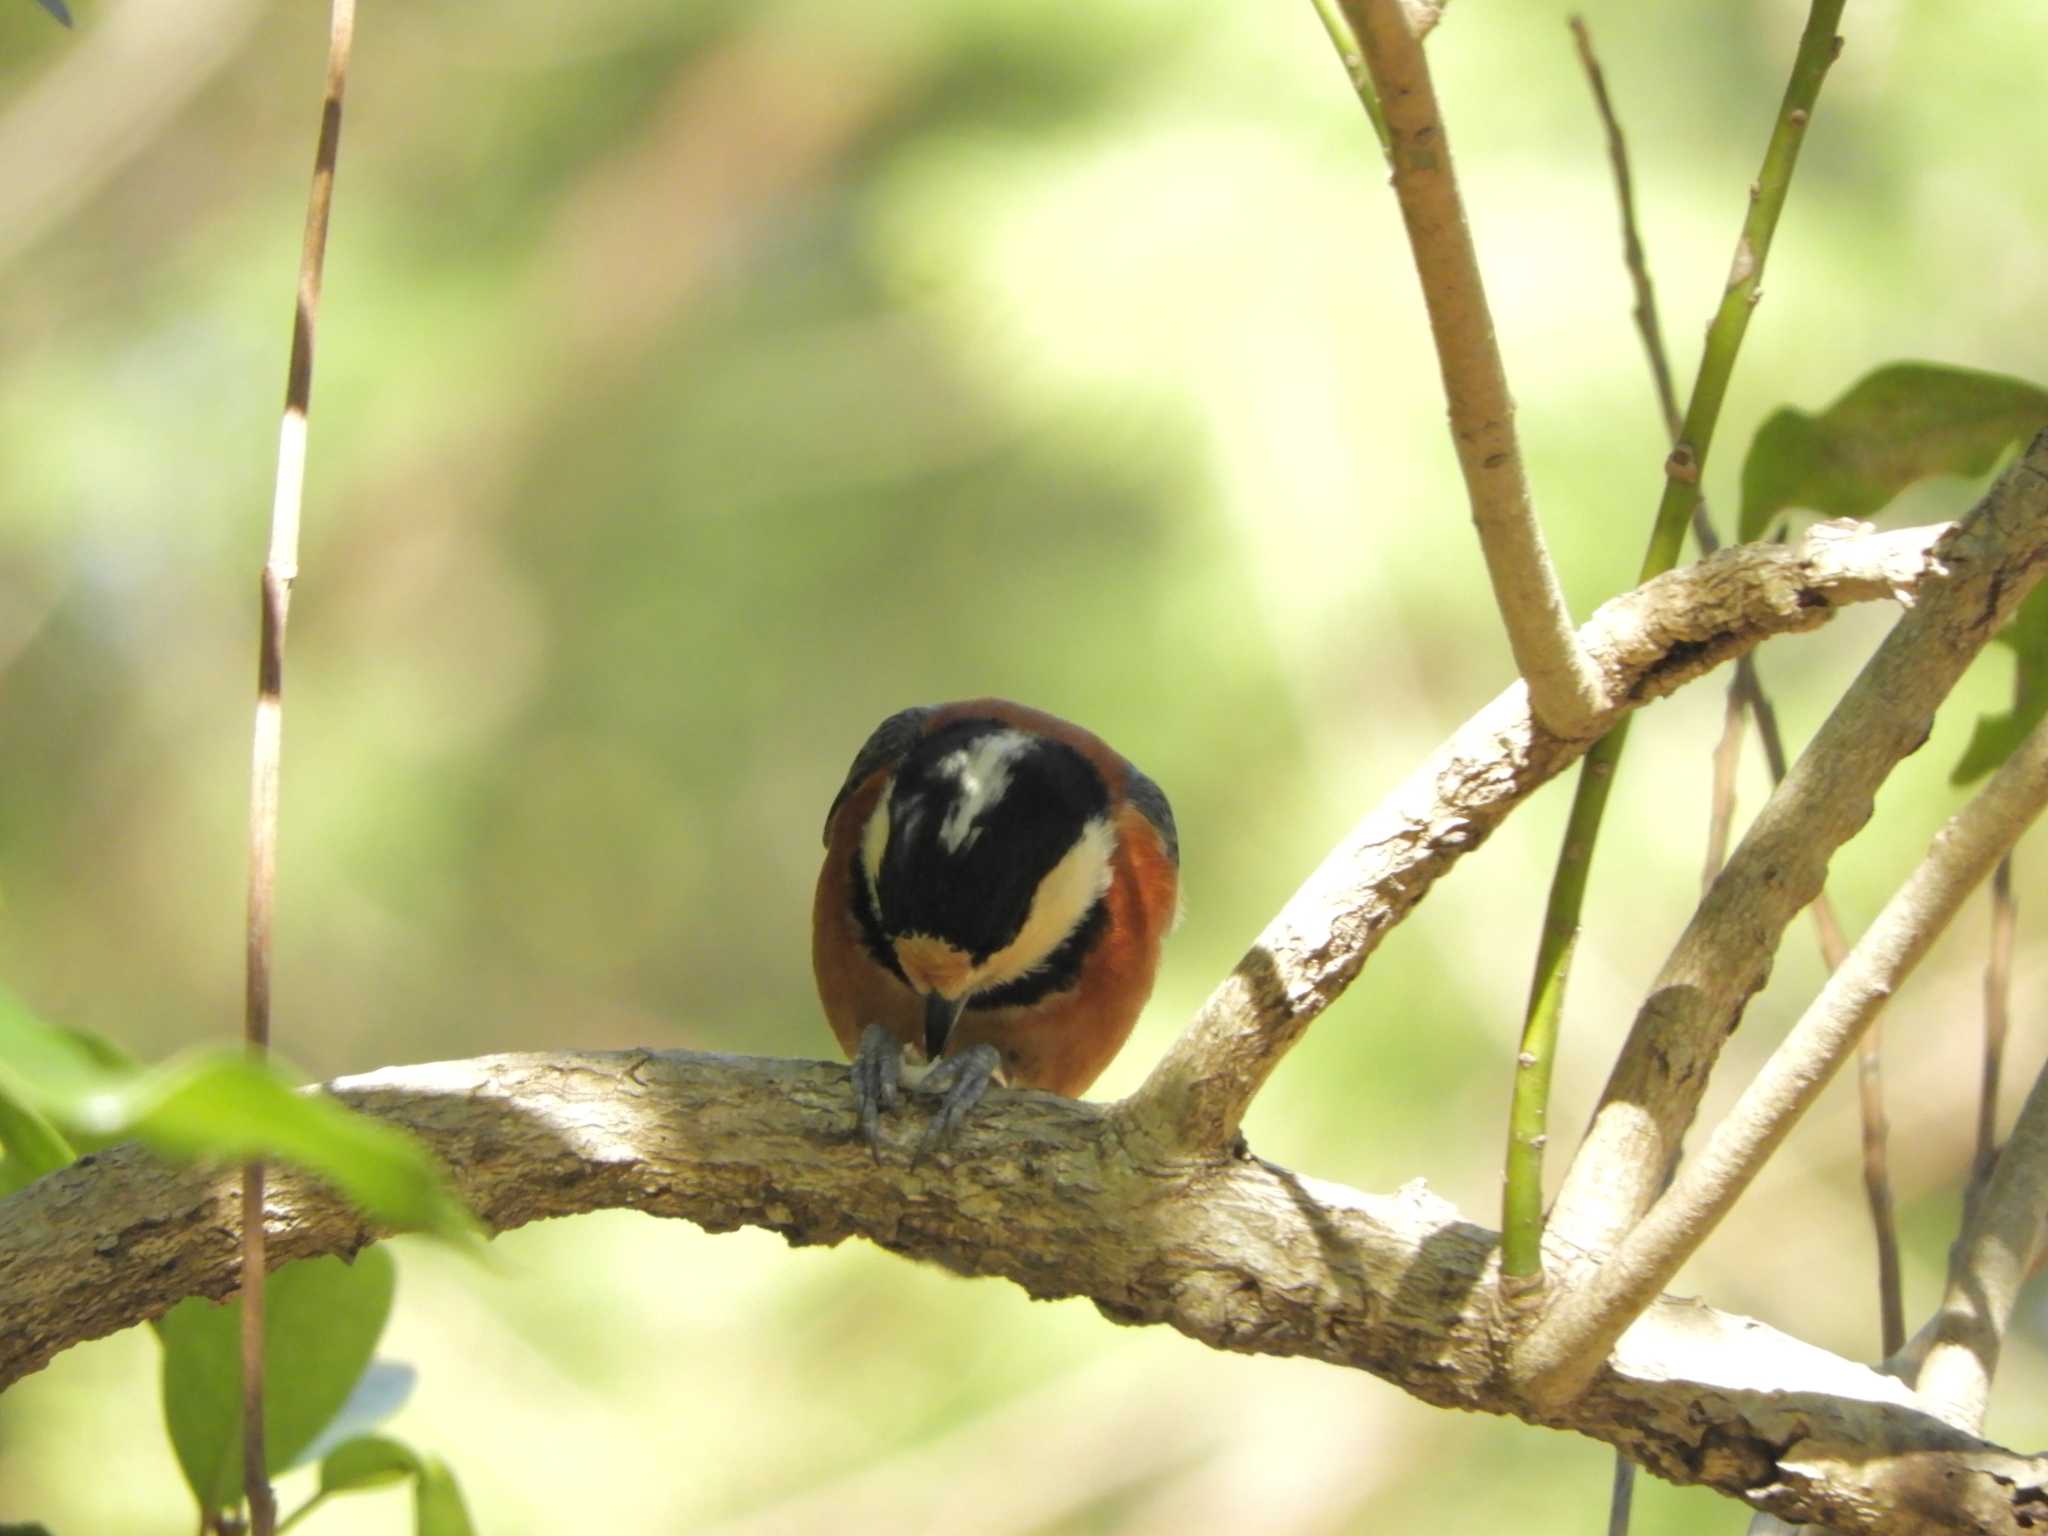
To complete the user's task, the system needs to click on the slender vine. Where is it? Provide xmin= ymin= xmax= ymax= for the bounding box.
xmin=238 ymin=3 xmax=356 ymax=1532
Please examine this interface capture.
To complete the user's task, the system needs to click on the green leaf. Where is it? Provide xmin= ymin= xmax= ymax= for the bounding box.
xmin=0 ymin=997 xmax=94 ymax=1194
xmin=0 ymin=992 xmax=110 ymax=1105
xmin=307 ymin=1434 xmax=477 ymax=1536
xmin=414 ymin=1454 xmax=478 ymax=1536
xmin=1953 ymin=579 xmax=2048 ymax=784
xmin=0 ymin=1523 xmax=58 ymax=1535
xmin=317 ymin=1433 xmax=420 ymax=1495
xmin=96 ymin=1053 xmax=472 ymax=1238
xmin=1739 ymin=362 xmax=2048 ymax=541
xmin=0 ymin=1085 xmax=76 ymax=1197
xmin=0 ymin=991 xmax=470 ymax=1238
xmin=160 ymin=1247 xmax=398 ymax=1516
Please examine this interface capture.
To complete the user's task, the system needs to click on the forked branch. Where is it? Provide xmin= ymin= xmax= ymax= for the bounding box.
xmin=2 ymin=1049 xmax=2046 ymax=1536
xmin=1538 ymin=433 xmax=2048 ymax=1290
xmin=1521 ymin=702 xmax=2048 ymax=1403
xmin=1336 ymin=0 xmax=1605 ymax=737
xmin=1124 ymin=514 xmax=1972 ymax=1155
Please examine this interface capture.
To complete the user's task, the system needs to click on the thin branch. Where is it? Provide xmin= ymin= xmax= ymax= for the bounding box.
xmin=1635 ymin=0 xmax=1845 ymax=578
xmin=1978 ymin=852 xmax=2018 ymax=1189
xmin=240 ymin=4 xmax=355 ymax=1532
xmin=1606 ymin=1456 xmax=1636 ymax=1536
xmin=1704 ymin=680 xmax=1745 ymax=889
xmin=1498 ymin=1 xmax=1846 ymax=1281
xmin=1309 ymin=0 xmax=1453 ymax=155
xmin=1309 ymin=0 xmax=1390 ymax=155
xmin=1124 ymin=518 xmax=1965 ymax=1156
xmin=1916 ymin=1048 xmax=2048 ymax=1434
xmin=1336 ymin=0 xmax=1606 ymax=738
xmin=1518 ymin=697 xmax=2048 ymax=1404
xmin=2 ymin=1048 xmax=2046 ymax=1536
xmin=1537 ymin=435 xmax=2048 ymax=1293
xmin=1689 ymin=468 xmax=1901 ymax=1354
xmin=1732 ymin=579 xmax=1904 ymax=1350
xmin=1569 ymin=14 xmax=1680 ymax=439
xmin=1856 ymin=1020 xmax=1906 ymax=1358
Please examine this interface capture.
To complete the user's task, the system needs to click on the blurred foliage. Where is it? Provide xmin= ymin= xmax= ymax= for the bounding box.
xmin=161 ymin=1249 xmax=395 ymax=1518
xmin=0 ymin=993 xmax=468 ymax=1232
xmin=1956 ymin=582 xmax=2048 ymax=789
xmin=1739 ymin=361 xmax=2048 ymax=540
xmin=4 ymin=0 xmax=2048 ymax=1532
xmin=156 ymin=1249 xmax=465 ymax=1535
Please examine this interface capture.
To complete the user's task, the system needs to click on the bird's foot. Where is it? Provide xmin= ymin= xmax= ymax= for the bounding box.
xmin=851 ymin=1022 xmax=903 ymax=1161
xmin=850 ymin=1028 xmax=1004 ymax=1163
xmin=912 ymin=1042 xmax=1003 ymax=1165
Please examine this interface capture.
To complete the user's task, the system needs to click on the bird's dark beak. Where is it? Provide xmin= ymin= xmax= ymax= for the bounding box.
xmin=923 ymin=991 xmax=967 ymax=1062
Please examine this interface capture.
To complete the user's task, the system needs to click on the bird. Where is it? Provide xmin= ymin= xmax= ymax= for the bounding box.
xmin=812 ymin=699 xmax=1179 ymax=1157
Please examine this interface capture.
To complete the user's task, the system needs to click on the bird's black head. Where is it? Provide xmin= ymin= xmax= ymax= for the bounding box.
xmin=858 ymin=716 xmax=1114 ymax=1003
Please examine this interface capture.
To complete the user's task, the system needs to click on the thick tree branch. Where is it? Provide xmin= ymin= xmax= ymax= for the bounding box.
xmin=1522 ymin=705 xmax=2048 ymax=1403
xmin=2 ymin=1048 xmax=2045 ymax=1536
xmin=1127 ymin=516 xmax=1959 ymax=1156
xmin=1540 ymin=435 xmax=2048 ymax=1277
xmin=3 ymin=507 xmax=2033 ymax=1536
xmin=1339 ymin=0 xmax=1606 ymax=737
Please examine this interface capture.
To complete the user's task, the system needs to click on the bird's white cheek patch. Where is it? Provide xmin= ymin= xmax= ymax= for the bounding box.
xmin=860 ymin=791 xmax=891 ymax=909
xmin=974 ymin=816 xmax=1116 ymax=991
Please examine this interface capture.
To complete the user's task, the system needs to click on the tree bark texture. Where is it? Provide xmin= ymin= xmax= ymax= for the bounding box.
xmin=2 ymin=1049 xmax=2043 ymax=1536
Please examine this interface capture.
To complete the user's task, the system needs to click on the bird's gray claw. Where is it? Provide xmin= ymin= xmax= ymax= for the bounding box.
xmin=912 ymin=1043 xmax=1003 ymax=1165
xmin=852 ymin=1023 xmax=903 ymax=1161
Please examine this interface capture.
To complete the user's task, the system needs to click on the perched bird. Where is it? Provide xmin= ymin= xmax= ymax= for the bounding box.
xmin=813 ymin=699 xmax=1179 ymax=1155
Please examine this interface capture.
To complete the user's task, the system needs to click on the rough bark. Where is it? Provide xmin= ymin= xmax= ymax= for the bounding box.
xmin=6 ymin=498 xmax=2046 ymax=1536
xmin=1129 ymin=514 xmax=1960 ymax=1155
xmin=2 ymin=1049 xmax=2045 ymax=1535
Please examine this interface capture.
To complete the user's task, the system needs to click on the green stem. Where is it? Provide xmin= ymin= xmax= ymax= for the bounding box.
xmin=1498 ymin=0 xmax=1846 ymax=1281
xmin=277 ymin=1493 xmax=328 ymax=1534
xmin=1637 ymin=5 xmax=1846 ymax=580
xmin=1506 ymin=924 xmax=1582 ymax=1269
xmin=1503 ymin=728 xmax=1624 ymax=1276
xmin=1309 ymin=0 xmax=1391 ymax=156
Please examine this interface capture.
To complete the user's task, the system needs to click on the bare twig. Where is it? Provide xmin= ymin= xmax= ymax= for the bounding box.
xmin=1125 ymin=517 xmax=1965 ymax=1155
xmin=1704 ymin=683 xmax=1745 ymax=889
xmin=1568 ymin=12 xmax=1740 ymax=901
xmin=1635 ymin=0 xmax=1846 ymax=577
xmin=1607 ymin=1455 xmax=1636 ymax=1536
xmin=1335 ymin=0 xmax=1605 ymax=738
xmin=1856 ymin=1021 xmax=1906 ymax=1358
xmin=1569 ymin=15 xmax=1679 ymax=438
xmin=1519 ymin=695 xmax=2048 ymax=1404
xmin=1978 ymin=854 xmax=2018 ymax=1189
xmin=240 ymin=4 xmax=355 ymax=1532
xmin=1502 ymin=1 xmax=1847 ymax=1284
xmin=1533 ymin=437 xmax=2048 ymax=1316
xmin=5 ymin=1047 xmax=2048 ymax=1536
xmin=1916 ymin=1046 xmax=2048 ymax=1433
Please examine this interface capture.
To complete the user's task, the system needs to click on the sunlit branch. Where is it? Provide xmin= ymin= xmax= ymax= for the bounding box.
xmin=1127 ymin=517 xmax=1964 ymax=1156
xmin=1520 ymin=701 xmax=2048 ymax=1404
xmin=1337 ymin=0 xmax=1605 ymax=738
xmin=1535 ymin=436 xmax=2048 ymax=1309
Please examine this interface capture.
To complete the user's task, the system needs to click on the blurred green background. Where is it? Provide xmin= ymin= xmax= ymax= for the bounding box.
xmin=4 ymin=0 xmax=2047 ymax=1529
